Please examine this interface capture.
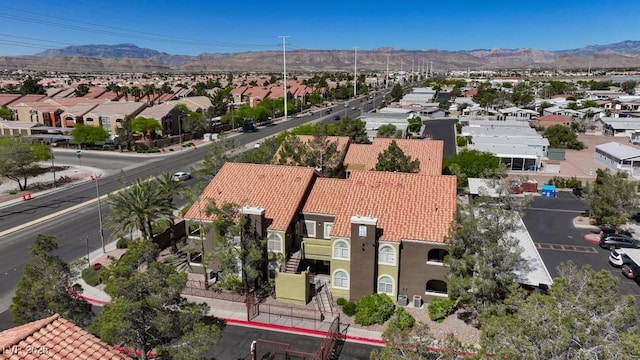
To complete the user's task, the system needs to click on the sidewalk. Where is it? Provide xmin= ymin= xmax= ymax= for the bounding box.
xmin=73 ymin=244 xmax=385 ymax=347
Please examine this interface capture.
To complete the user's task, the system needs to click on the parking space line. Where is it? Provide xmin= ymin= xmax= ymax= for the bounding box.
xmin=535 ymin=242 xmax=598 ymax=253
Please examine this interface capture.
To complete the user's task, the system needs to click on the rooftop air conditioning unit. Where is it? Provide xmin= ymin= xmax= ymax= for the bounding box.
xmin=397 ymin=295 xmax=408 ymax=306
xmin=413 ymin=295 xmax=423 ymax=308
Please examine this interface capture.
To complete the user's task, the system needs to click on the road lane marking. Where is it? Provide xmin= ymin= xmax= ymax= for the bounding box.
xmin=535 ymin=242 xmax=598 ymax=253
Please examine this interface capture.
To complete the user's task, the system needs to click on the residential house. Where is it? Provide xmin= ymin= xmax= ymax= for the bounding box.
xmin=360 ymin=112 xmax=414 ymax=139
xmin=300 ymin=171 xmax=457 ymax=302
xmin=83 ymin=101 xmax=146 ymax=133
xmin=343 ymin=138 xmax=444 ymax=176
xmin=499 ymin=107 xmax=538 ymax=120
xmin=594 ymin=142 xmax=640 ymax=177
xmin=12 ymin=101 xmax=65 ymax=128
xmin=59 ymin=103 xmax=100 ymax=128
xmin=600 ymin=117 xmax=640 ymax=137
xmin=138 ymin=102 xmax=180 ymax=135
xmin=231 ymin=86 xmax=249 ymax=104
xmin=245 ymin=87 xmax=271 ymax=107
xmin=0 ymin=313 xmax=129 ymax=359
xmin=399 ymin=87 xmax=436 ymax=107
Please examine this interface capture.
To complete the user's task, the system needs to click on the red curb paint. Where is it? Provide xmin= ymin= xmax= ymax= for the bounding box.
xmin=584 ymin=234 xmax=600 ymax=244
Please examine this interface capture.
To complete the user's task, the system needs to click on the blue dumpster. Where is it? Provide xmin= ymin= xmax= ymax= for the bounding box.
xmin=541 ymin=184 xmax=556 ymax=198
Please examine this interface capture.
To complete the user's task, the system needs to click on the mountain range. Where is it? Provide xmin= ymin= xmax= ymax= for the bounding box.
xmin=1 ymin=41 xmax=639 ymax=73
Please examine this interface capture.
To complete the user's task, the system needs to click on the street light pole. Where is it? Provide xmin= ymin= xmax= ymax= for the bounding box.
xmin=91 ymin=173 xmax=105 ymax=253
xmin=50 ymin=147 xmax=56 ymax=188
xmin=178 ymin=113 xmax=184 ymax=151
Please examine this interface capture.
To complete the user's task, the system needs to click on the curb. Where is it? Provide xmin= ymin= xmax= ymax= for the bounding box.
xmin=584 ymin=233 xmax=600 ymax=244
xmin=68 ymin=287 xmax=386 ymax=346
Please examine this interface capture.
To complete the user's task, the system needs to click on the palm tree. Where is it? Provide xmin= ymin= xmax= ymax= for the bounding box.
xmin=130 ymin=86 xmax=142 ymax=102
xmin=105 ymin=178 xmax=174 ymax=241
xmin=120 ymin=86 xmax=130 ymax=101
xmin=142 ymin=84 xmax=156 ymax=105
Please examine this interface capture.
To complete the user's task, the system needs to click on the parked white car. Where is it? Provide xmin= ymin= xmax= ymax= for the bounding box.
xmin=609 ymin=248 xmax=632 ymax=267
xmin=172 ymin=171 xmax=192 ymax=181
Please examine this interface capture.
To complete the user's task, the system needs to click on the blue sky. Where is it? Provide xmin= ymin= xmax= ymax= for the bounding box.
xmin=1 ymin=0 xmax=639 ymax=56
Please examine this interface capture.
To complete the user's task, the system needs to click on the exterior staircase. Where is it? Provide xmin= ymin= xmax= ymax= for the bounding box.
xmin=284 ymin=250 xmax=301 ymax=273
xmin=314 ymin=280 xmax=335 ymax=321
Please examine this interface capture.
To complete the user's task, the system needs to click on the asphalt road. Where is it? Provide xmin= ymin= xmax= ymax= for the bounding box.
xmin=523 ymin=191 xmax=640 ymax=300
xmin=0 ymin=93 xmax=388 ymax=330
xmin=210 ymin=325 xmax=377 ymax=359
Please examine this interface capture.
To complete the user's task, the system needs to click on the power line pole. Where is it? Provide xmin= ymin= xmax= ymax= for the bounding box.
xmin=354 ymin=47 xmax=358 ymax=98
xmin=279 ymin=36 xmax=289 ymax=126
xmin=386 ymin=53 xmax=390 ymax=89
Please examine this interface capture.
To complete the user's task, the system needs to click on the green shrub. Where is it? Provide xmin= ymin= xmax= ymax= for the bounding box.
xmin=81 ymin=266 xmax=101 ymax=286
xmin=547 ymin=176 xmax=582 ymax=189
xmin=342 ymin=301 xmax=357 ymax=317
xmin=456 ymin=136 xmax=472 ymax=147
xmin=389 ymin=307 xmax=416 ymax=330
xmin=116 ymin=238 xmax=130 ymax=249
xmin=336 ymin=297 xmax=347 ymax=306
xmin=428 ymin=297 xmax=456 ymax=322
xmin=354 ymin=293 xmax=395 ymax=326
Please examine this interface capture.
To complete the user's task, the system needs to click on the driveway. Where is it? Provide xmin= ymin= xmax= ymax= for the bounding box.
xmin=523 ymin=191 xmax=640 ymax=300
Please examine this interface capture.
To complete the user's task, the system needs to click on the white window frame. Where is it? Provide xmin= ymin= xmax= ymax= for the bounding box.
xmin=332 ymin=239 xmax=349 ymax=260
xmin=358 ymin=224 xmax=367 ymax=237
xmin=324 ymin=222 xmax=333 ymax=239
xmin=377 ymin=275 xmax=394 ymax=295
xmin=267 ymin=232 xmax=282 ymax=253
xmin=333 ymin=269 xmax=349 ymax=289
xmin=100 ymin=116 xmax=110 ymax=131
xmin=302 ymin=220 xmax=316 ymax=238
xmin=378 ymin=245 xmax=396 ymax=266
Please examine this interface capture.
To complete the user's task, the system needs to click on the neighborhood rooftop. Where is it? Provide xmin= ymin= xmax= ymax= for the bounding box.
xmin=343 ymin=138 xmax=444 ymax=175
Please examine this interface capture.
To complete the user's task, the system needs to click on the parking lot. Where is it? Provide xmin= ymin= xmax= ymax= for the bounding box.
xmin=523 ymin=191 xmax=640 ymax=300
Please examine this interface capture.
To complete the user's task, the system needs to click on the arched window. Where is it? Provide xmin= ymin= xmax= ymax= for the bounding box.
xmin=267 ymin=233 xmax=282 ymax=253
xmin=377 ymin=275 xmax=394 ymax=295
xmin=333 ymin=270 xmax=349 ymax=289
xmin=428 ymin=248 xmax=448 ymax=263
xmin=426 ymin=280 xmax=447 ymax=294
xmin=333 ymin=240 xmax=349 ymax=259
xmin=378 ymin=245 xmax=396 ymax=265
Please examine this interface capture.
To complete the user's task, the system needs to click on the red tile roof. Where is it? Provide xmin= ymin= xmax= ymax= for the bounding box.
xmin=7 ymin=95 xmax=47 ymax=106
xmin=0 ymin=313 xmax=129 ymax=360
xmin=343 ymin=138 xmax=443 ymax=175
xmin=184 ymin=163 xmax=317 ymax=231
xmin=303 ymin=171 xmax=457 ymax=243
xmin=0 ymin=94 xmax=22 ymax=107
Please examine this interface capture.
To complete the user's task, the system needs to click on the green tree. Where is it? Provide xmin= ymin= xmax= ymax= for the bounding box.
xmin=74 ymin=83 xmax=90 ymax=97
xmin=71 ymin=123 xmax=110 ymax=147
xmin=373 ymin=140 xmax=420 ymax=173
xmin=11 ymin=234 xmax=93 ymax=327
xmin=537 ymin=101 xmax=554 ymax=115
xmin=105 ymin=178 xmax=174 ymax=241
xmin=0 ymin=137 xmax=50 ymax=191
xmin=446 ymin=202 xmax=527 ymax=314
xmin=621 ymin=80 xmax=638 ymax=95
xmin=191 ymin=138 xmax=238 ymax=180
xmin=473 ymin=82 xmax=500 ymax=110
xmin=205 ymin=201 xmax=268 ymax=294
xmin=276 ymin=131 xmax=344 ymax=177
xmin=307 ymin=91 xmax=323 ymax=105
xmin=130 ymin=86 xmax=142 ymax=101
xmin=510 ymin=83 xmax=534 ymax=107
xmin=19 ymin=75 xmax=45 ymax=95
xmin=389 ymin=83 xmax=404 ymax=102
xmin=0 ymin=105 xmax=12 ymax=120
xmin=115 ymin=117 xmax=136 ymax=151
xmin=583 ymin=169 xmax=638 ymax=227
xmin=442 ymin=149 xmax=500 ymax=188
xmin=333 ymin=116 xmax=369 ymax=143
xmin=92 ymin=240 xmax=221 ymax=360
xmin=236 ymin=133 xmax=287 ymax=164
xmin=131 ymin=116 xmax=161 ymax=139
xmin=482 ymin=261 xmax=640 ymax=360
xmin=580 ymin=99 xmax=599 ymax=108
xmin=543 ymin=124 xmax=584 ymax=150
xmin=407 ymin=116 xmax=422 ymax=133
xmin=376 ymin=124 xmax=402 ymax=138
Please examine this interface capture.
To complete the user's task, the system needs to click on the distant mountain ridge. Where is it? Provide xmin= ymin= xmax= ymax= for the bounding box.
xmin=7 ymin=40 xmax=639 ymax=72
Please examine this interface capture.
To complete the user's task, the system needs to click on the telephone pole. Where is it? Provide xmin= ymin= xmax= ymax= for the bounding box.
xmin=386 ymin=53 xmax=390 ymax=89
xmin=354 ymin=47 xmax=358 ymax=98
xmin=279 ymin=36 xmax=289 ymax=125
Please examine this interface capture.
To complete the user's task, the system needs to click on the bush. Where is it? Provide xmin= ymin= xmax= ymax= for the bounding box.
xmin=389 ymin=307 xmax=415 ymax=330
xmin=547 ymin=176 xmax=582 ymax=189
xmin=116 ymin=238 xmax=130 ymax=249
xmin=354 ymin=293 xmax=395 ymax=326
xmin=81 ymin=266 xmax=102 ymax=286
xmin=456 ymin=136 xmax=472 ymax=147
xmin=342 ymin=301 xmax=357 ymax=317
xmin=336 ymin=297 xmax=347 ymax=306
xmin=428 ymin=297 xmax=456 ymax=322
